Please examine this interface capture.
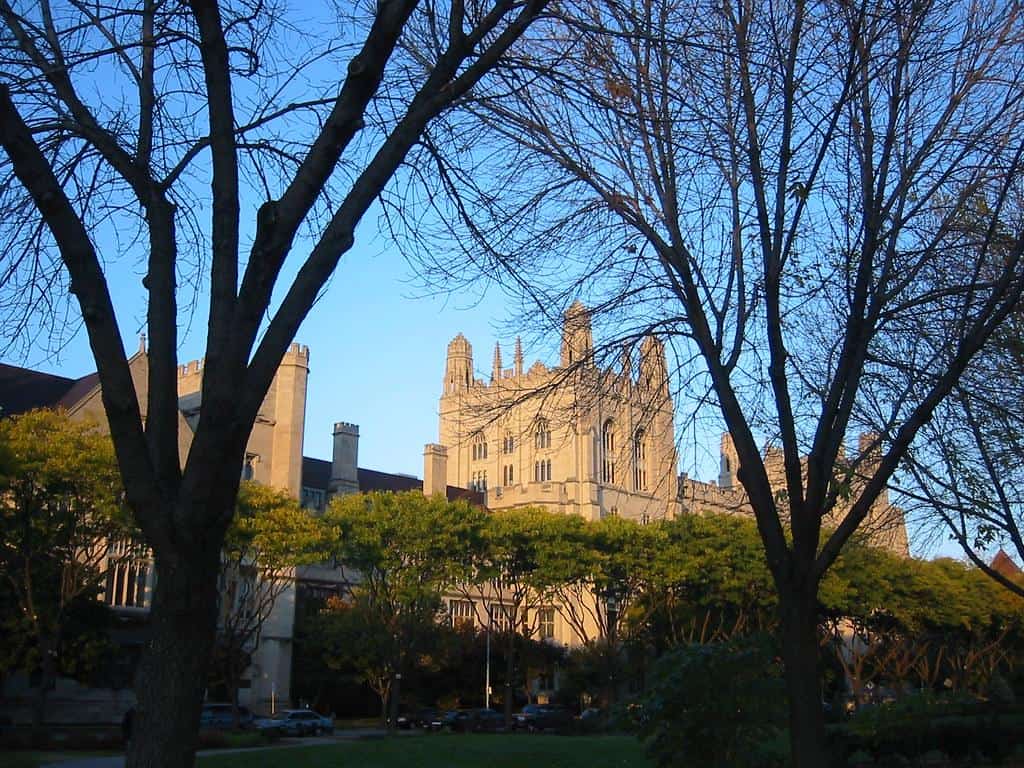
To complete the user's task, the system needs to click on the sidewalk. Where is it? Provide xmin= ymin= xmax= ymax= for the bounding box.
xmin=42 ymin=729 xmax=391 ymax=768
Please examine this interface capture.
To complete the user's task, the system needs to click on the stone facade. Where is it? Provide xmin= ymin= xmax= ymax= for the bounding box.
xmin=0 ymin=343 xmax=310 ymax=719
xmin=438 ymin=302 xmax=679 ymax=524
xmin=434 ymin=302 xmax=908 ymax=557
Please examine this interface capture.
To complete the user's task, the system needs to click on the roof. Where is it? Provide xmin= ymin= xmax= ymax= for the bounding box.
xmin=0 ymin=362 xmax=90 ymax=415
xmin=991 ymin=549 xmax=1023 ymax=579
xmin=301 ymin=457 xmax=331 ymax=492
xmin=301 ymin=457 xmax=485 ymax=506
xmin=358 ymin=467 xmax=423 ymax=494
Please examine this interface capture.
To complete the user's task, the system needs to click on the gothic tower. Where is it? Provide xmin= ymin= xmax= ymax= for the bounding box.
xmin=444 ymin=334 xmax=474 ymax=394
xmin=560 ymin=301 xmax=593 ymax=367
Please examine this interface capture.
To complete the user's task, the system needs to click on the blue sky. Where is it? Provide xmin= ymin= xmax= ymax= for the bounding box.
xmin=6 ymin=210 xmax=970 ymax=562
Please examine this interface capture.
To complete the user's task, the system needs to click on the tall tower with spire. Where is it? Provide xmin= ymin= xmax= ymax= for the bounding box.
xmin=444 ymin=334 xmax=474 ymax=394
xmin=436 ymin=301 xmax=681 ymax=524
xmin=492 ymin=342 xmax=503 ymax=382
xmin=560 ymin=300 xmax=593 ymax=367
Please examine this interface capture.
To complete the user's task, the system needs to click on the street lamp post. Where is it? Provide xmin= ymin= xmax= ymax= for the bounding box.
xmin=483 ymin=606 xmax=491 ymax=708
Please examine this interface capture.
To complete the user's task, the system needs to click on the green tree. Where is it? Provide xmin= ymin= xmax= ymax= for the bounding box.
xmin=452 ymin=506 xmax=568 ymax=724
xmin=310 ymin=594 xmax=444 ymax=724
xmin=0 ymin=2 xmax=548 ymax=763
xmin=325 ymin=491 xmax=485 ymax=727
xmin=209 ymin=482 xmax=331 ymax=726
xmin=641 ymin=515 xmax=776 ymax=648
xmin=0 ymin=409 xmax=126 ymax=733
xmin=820 ymin=542 xmax=1024 ymax=702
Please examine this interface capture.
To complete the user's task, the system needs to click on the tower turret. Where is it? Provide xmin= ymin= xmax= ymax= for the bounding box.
xmin=560 ymin=301 xmax=593 ymax=367
xmin=639 ymin=335 xmax=669 ymax=392
xmin=492 ymin=342 xmax=503 ymax=383
xmin=514 ymin=337 xmax=524 ymax=377
xmin=444 ymin=334 xmax=474 ymax=394
xmin=719 ymin=432 xmax=739 ymax=489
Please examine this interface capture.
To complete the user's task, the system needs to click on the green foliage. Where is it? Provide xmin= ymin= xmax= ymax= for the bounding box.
xmin=828 ymin=698 xmax=1024 ymax=764
xmin=320 ymin=492 xmax=487 ymax=713
xmin=0 ymin=409 xmax=126 ymax=683
xmin=638 ymin=515 xmax=777 ymax=647
xmin=637 ymin=635 xmax=788 ymax=768
xmin=823 ymin=539 xmax=1024 ymax=697
xmin=210 ymin=482 xmax=335 ymax=710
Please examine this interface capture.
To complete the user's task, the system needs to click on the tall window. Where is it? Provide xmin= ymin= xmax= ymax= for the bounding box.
xmin=535 ymin=419 xmax=551 ymax=449
xmin=489 ymin=603 xmax=516 ymax=632
xmin=106 ymin=560 xmax=149 ymax=608
xmin=105 ymin=539 xmax=151 ymax=609
xmin=539 ymin=607 xmax=555 ymax=640
xmin=242 ymin=452 xmax=258 ymax=480
xmin=602 ymin=419 xmax=616 ymax=483
xmin=471 ymin=471 xmax=488 ymax=492
xmin=503 ymin=432 xmax=515 ymax=454
xmin=633 ymin=428 xmax=648 ymax=491
xmin=503 ymin=463 xmax=515 ymax=486
xmin=472 ymin=433 xmax=488 ymax=461
xmin=534 ymin=459 xmax=552 ymax=482
xmin=450 ymin=599 xmax=475 ymax=628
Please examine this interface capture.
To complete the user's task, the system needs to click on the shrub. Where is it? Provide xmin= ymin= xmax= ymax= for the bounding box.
xmin=636 ymin=635 xmax=788 ymax=768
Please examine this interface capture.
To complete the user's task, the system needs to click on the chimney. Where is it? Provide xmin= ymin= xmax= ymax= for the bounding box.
xmin=423 ymin=443 xmax=449 ymax=498
xmin=330 ymin=422 xmax=360 ymax=497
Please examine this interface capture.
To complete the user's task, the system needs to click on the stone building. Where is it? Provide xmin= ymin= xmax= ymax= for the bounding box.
xmin=433 ymin=301 xmax=908 ymax=556
xmin=435 ymin=301 xmax=680 ymax=524
xmin=0 ymin=342 xmax=311 ymax=719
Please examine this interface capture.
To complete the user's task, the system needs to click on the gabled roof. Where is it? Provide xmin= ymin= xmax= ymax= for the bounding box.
xmin=358 ymin=467 xmax=423 ymax=494
xmin=0 ymin=362 xmax=89 ymax=415
xmin=301 ymin=457 xmax=331 ymax=492
xmin=991 ymin=549 xmax=1023 ymax=579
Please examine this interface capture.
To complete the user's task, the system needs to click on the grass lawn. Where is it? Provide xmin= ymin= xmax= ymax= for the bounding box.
xmin=200 ymin=733 xmax=652 ymax=768
xmin=6 ymin=751 xmax=120 ymax=768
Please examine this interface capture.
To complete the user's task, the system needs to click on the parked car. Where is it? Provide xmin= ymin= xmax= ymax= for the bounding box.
xmin=470 ymin=708 xmax=506 ymax=733
xmin=253 ymin=709 xmax=333 ymax=736
xmin=513 ymin=704 xmax=572 ymax=732
xmin=396 ymin=707 xmax=442 ymax=730
xmin=199 ymin=703 xmax=253 ymax=730
xmin=433 ymin=709 xmax=477 ymax=732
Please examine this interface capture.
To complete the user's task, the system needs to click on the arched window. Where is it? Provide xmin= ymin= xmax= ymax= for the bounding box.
xmin=602 ymin=420 xmax=616 ymax=484
xmin=242 ymin=452 xmax=258 ymax=481
xmin=633 ymin=429 xmax=647 ymax=491
xmin=534 ymin=459 xmax=552 ymax=482
xmin=503 ymin=432 xmax=515 ymax=454
xmin=503 ymin=464 xmax=514 ymax=486
xmin=471 ymin=471 xmax=489 ymax=492
xmin=472 ymin=433 xmax=488 ymax=461
xmin=535 ymin=419 xmax=551 ymax=449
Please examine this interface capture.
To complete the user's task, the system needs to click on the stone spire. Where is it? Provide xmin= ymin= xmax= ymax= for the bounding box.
xmin=492 ymin=342 xmax=503 ymax=382
xmin=444 ymin=334 xmax=474 ymax=394
xmin=560 ymin=301 xmax=593 ymax=368
xmin=514 ymin=336 xmax=524 ymax=377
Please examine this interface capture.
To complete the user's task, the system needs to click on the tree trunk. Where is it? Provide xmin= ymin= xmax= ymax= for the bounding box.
xmin=780 ymin=591 xmax=829 ymax=768
xmin=504 ymin=633 xmax=515 ymax=727
xmin=388 ymin=671 xmax=401 ymax=732
xmin=127 ymin=546 xmax=221 ymax=768
xmin=30 ymin=632 xmax=57 ymax=747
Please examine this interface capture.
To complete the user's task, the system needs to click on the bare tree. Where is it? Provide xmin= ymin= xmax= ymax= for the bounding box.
xmin=897 ymin=223 xmax=1024 ymax=596
xmin=408 ymin=0 xmax=1024 ymax=764
xmin=0 ymin=1 xmax=548 ymax=765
